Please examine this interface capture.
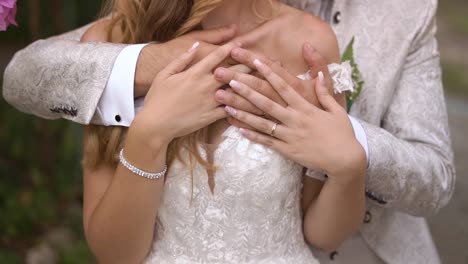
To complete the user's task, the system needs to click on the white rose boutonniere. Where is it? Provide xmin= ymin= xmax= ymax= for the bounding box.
xmin=328 ymin=61 xmax=354 ymax=94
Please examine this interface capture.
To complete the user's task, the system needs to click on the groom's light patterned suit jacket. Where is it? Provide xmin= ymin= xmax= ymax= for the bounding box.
xmin=3 ymin=0 xmax=455 ymax=263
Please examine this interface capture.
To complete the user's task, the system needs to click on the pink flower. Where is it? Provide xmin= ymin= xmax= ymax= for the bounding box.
xmin=0 ymin=0 xmax=18 ymax=31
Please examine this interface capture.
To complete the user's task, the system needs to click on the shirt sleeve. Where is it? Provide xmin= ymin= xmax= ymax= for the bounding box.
xmin=349 ymin=114 xmax=369 ymax=165
xmin=96 ymin=44 xmax=148 ymax=126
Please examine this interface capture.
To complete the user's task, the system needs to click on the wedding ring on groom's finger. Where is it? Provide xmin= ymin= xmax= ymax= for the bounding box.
xmin=270 ymin=122 xmax=279 ymax=137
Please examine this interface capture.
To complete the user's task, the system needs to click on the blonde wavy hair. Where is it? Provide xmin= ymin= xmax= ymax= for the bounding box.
xmin=83 ymin=0 xmax=276 ymax=171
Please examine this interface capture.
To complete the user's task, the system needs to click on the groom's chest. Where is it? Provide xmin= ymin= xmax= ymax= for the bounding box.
xmin=299 ymin=0 xmax=431 ymax=124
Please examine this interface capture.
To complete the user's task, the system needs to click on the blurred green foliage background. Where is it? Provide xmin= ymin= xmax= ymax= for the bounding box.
xmin=0 ymin=1 xmax=467 ymax=263
xmin=0 ymin=1 xmax=103 ymax=263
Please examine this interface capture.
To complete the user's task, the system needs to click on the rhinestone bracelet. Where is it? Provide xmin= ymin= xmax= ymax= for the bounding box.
xmin=119 ymin=149 xmax=167 ymax=179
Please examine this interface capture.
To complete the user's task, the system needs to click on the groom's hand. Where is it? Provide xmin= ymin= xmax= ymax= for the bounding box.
xmin=134 ymin=25 xmax=238 ymax=97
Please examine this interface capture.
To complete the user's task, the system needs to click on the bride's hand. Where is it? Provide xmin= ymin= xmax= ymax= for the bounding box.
xmin=214 ymin=45 xmax=346 ymax=129
xmin=132 ymin=42 xmax=239 ymax=146
xmin=223 ymin=59 xmax=366 ymax=184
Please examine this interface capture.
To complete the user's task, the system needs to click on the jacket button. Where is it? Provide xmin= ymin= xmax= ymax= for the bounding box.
xmin=333 ymin=11 xmax=342 ymax=24
xmin=364 ymin=211 xmax=372 ymax=223
xmin=330 ymin=251 xmax=339 ymax=260
xmin=115 ymin=115 xmax=122 ymax=122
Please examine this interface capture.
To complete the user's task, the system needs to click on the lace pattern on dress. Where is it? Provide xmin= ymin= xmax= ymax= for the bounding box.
xmin=144 ymin=127 xmax=318 ymax=264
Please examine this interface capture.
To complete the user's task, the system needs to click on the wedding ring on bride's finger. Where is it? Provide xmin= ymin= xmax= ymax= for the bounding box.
xmin=270 ymin=122 xmax=279 ymax=137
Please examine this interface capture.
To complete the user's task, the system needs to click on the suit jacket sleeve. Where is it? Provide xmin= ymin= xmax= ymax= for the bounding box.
xmin=2 ymin=22 xmax=126 ymax=124
xmin=358 ymin=2 xmax=455 ymax=217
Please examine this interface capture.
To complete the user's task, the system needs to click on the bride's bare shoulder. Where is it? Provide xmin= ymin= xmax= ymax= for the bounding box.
xmin=277 ymin=6 xmax=340 ymax=66
xmin=81 ymin=18 xmax=123 ymax=43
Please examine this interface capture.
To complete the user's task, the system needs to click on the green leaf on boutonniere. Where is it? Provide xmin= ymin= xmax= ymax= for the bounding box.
xmin=342 ymin=37 xmax=364 ymax=112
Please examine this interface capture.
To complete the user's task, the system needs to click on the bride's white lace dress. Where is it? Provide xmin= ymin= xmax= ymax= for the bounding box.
xmin=144 ymin=125 xmax=317 ymax=264
xmin=141 ymin=64 xmax=353 ymax=264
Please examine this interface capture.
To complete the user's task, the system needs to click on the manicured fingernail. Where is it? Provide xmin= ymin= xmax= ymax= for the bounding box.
xmin=318 ymin=71 xmax=325 ymax=85
xmin=188 ymin=42 xmax=200 ymax=53
xmin=215 ymin=68 xmax=226 ymax=79
xmin=239 ymin=128 xmax=250 ymax=136
xmin=253 ymin=59 xmax=265 ymax=71
xmin=232 ymin=48 xmax=243 ymax=58
xmin=225 ymin=106 xmax=237 ymax=116
xmin=229 ymin=80 xmax=241 ymax=91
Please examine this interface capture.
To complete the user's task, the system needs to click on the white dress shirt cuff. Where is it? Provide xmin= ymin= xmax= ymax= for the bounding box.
xmin=348 ymin=115 xmax=369 ymax=163
xmin=96 ymin=44 xmax=148 ymax=126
